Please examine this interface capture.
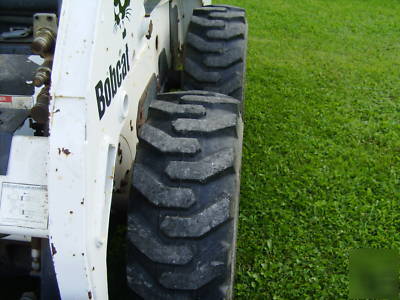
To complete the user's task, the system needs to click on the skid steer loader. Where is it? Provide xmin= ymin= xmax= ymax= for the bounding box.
xmin=0 ymin=0 xmax=247 ymax=298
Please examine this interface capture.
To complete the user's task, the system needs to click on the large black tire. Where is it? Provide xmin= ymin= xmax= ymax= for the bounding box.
xmin=182 ymin=6 xmax=248 ymax=103
xmin=127 ymin=91 xmax=243 ymax=299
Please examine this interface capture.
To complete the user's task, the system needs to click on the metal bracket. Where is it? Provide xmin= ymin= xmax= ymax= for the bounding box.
xmin=32 ymin=13 xmax=58 ymax=57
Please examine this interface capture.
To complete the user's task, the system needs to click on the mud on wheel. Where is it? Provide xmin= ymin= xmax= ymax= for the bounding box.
xmin=127 ymin=91 xmax=243 ymax=299
xmin=182 ymin=5 xmax=248 ymax=103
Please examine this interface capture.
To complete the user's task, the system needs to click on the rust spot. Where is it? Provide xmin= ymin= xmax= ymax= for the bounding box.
xmin=61 ymin=148 xmax=71 ymax=155
xmin=88 ymin=291 xmax=92 ymax=299
xmin=51 ymin=243 xmax=57 ymax=255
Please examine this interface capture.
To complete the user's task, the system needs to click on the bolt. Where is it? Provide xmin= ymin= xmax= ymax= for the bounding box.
xmin=33 ymin=68 xmax=51 ymax=87
xmin=31 ymin=87 xmax=50 ymax=124
xmin=32 ymin=28 xmax=56 ymax=56
xmin=33 ymin=60 xmax=52 ymax=87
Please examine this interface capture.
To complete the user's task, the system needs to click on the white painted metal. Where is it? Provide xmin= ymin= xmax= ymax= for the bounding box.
xmin=0 ymin=0 xmax=208 ymax=298
xmin=48 ymin=0 xmax=197 ymax=298
xmin=0 ymin=136 xmax=48 ymax=237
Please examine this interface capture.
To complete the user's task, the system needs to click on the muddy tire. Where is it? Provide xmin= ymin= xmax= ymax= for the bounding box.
xmin=126 ymin=90 xmax=243 ymax=299
xmin=182 ymin=5 xmax=248 ymax=104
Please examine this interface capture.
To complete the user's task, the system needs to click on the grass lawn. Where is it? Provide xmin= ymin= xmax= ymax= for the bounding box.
xmin=217 ymin=0 xmax=400 ymax=298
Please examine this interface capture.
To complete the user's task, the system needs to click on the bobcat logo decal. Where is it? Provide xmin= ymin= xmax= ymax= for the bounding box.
xmin=114 ymin=0 xmax=132 ymax=39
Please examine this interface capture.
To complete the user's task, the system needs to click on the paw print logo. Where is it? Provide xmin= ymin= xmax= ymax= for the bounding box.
xmin=114 ymin=0 xmax=132 ymax=39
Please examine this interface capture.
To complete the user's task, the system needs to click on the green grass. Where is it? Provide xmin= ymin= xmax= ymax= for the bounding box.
xmin=218 ymin=0 xmax=400 ymax=298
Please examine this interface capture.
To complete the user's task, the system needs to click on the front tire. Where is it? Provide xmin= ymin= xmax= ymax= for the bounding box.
xmin=126 ymin=91 xmax=243 ymax=299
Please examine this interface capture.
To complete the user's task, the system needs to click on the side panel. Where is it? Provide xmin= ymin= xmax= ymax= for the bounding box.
xmin=48 ymin=0 xmax=172 ymax=298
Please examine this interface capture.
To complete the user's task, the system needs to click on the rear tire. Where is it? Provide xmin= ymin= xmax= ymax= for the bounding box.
xmin=127 ymin=91 xmax=243 ymax=299
xmin=182 ymin=5 xmax=248 ymax=103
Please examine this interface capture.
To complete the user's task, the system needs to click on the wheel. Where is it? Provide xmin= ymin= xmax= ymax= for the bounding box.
xmin=182 ymin=6 xmax=248 ymax=103
xmin=127 ymin=90 xmax=243 ymax=299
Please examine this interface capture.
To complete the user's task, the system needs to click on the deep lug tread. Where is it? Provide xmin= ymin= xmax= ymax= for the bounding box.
xmin=191 ymin=15 xmax=225 ymax=28
xmin=180 ymin=94 xmax=240 ymax=105
xmin=161 ymin=193 xmax=231 ymax=238
xmin=126 ymin=260 xmax=189 ymax=300
xmin=172 ymin=114 xmax=237 ymax=134
xmin=207 ymin=23 xmax=246 ymax=40
xmin=186 ymin=32 xmax=223 ymax=54
xmin=150 ymin=100 xmax=206 ymax=118
xmin=194 ymin=6 xmax=228 ymax=14
xmin=128 ymin=214 xmax=194 ymax=264
xmin=128 ymin=91 xmax=243 ymax=299
xmin=204 ymin=47 xmax=244 ymax=68
xmin=209 ymin=10 xmax=246 ymax=21
xmin=133 ymin=164 xmax=196 ymax=208
xmin=159 ymin=90 xmax=229 ymax=98
xmin=204 ymin=73 xmax=243 ymax=96
xmin=183 ymin=5 xmax=248 ymax=103
xmin=184 ymin=58 xmax=221 ymax=83
xmin=139 ymin=123 xmax=201 ymax=154
xmin=159 ymin=261 xmax=225 ymax=290
xmin=165 ymin=148 xmax=235 ymax=183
